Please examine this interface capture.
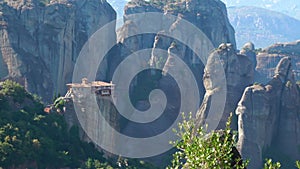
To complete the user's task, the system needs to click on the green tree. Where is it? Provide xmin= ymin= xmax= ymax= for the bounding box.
xmin=0 ymin=80 xmax=156 ymax=169
xmin=0 ymin=80 xmax=28 ymax=103
xmin=296 ymin=161 xmax=300 ymax=169
xmin=263 ymin=159 xmax=281 ymax=169
xmin=168 ymin=113 xmax=248 ymax=169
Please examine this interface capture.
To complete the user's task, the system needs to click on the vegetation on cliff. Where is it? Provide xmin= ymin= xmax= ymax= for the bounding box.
xmin=0 ymin=80 xmax=156 ymax=169
xmin=168 ymin=113 xmax=300 ymax=169
xmin=168 ymin=113 xmax=248 ymax=169
xmin=128 ymin=0 xmax=188 ymax=12
xmin=0 ymin=80 xmax=109 ymax=168
xmin=0 ymin=80 xmax=299 ymax=168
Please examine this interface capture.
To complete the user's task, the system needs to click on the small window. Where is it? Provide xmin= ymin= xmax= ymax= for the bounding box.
xmin=100 ymin=89 xmax=111 ymax=96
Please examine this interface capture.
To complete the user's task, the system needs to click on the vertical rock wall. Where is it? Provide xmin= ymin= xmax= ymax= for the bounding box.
xmin=197 ymin=43 xmax=253 ymax=130
xmin=236 ymin=57 xmax=300 ymax=168
xmin=0 ymin=0 xmax=116 ymax=101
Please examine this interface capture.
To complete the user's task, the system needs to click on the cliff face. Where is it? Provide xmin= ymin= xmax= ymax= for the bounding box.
xmin=109 ymin=0 xmax=237 ymax=106
xmin=0 ymin=0 xmax=116 ymax=101
xmin=119 ymin=0 xmax=236 ymax=48
xmin=236 ymin=57 xmax=300 ymax=168
xmin=256 ymin=41 xmax=300 ymax=83
xmin=63 ymin=88 xmax=119 ymax=155
xmin=196 ymin=43 xmax=253 ymax=130
xmin=105 ymin=0 xmax=237 ymax=164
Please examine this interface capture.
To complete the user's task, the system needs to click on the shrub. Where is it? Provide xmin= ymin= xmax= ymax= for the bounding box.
xmin=168 ymin=113 xmax=248 ymax=169
xmin=0 ymin=80 xmax=28 ymax=103
xmin=263 ymin=159 xmax=281 ymax=169
xmin=296 ymin=161 xmax=300 ymax=169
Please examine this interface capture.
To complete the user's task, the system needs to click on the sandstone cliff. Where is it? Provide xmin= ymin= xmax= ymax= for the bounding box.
xmin=119 ymin=0 xmax=236 ymax=49
xmin=109 ymin=0 xmax=237 ymax=112
xmin=236 ymin=57 xmax=300 ymax=168
xmin=106 ymin=0 xmax=237 ymax=164
xmin=196 ymin=43 xmax=253 ymax=130
xmin=63 ymin=89 xmax=120 ymax=154
xmin=256 ymin=40 xmax=300 ymax=83
xmin=0 ymin=0 xmax=116 ymax=101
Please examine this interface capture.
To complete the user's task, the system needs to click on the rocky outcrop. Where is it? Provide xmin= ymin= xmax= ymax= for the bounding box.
xmin=0 ymin=0 xmax=116 ymax=101
xmin=120 ymin=0 xmax=236 ymax=48
xmin=111 ymin=0 xmax=236 ymax=75
xmin=236 ymin=57 xmax=300 ymax=168
xmin=240 ymin=42 xmax=257 ymax=71
xmin=60 ymin=86 xmax=120 ymax=157
xmin=240 ymin=42 xmax=259 ymax=80
xmin=196 ymin=43 xmax=253 ymax=130
xmin=256 ymin=40 xmax=300 ymax=83
xmin=109 ymin=0 xmax=237 ymax=112
xmin=105 ymin=0 xmax=237 ymax=164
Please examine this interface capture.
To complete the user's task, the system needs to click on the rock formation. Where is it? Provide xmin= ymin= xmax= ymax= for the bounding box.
xmin=120 ymin=0 xmax=236 ymax=48
xmin=0 ymin=0 xmax=116 ymax=101
xmin=236 ymin=57 xmax=300 ymax=168
xmin=256 ymin=40 xmax=300 ymax=83
xmin=110 ymin=0 xmax=236 ymax=75
xmin=240 ymin=42 xmax=257 ymax=71
xmin=3 ymin=0 xmax=300 ymax=168
xmin=240 ymin=42 xmax=260 ymax=80
xmin=196 ymin=43 xmax=253 ymax=130
xmin=105 ymin=0 xmax=237 ymax=165
xmin=59 ymin=79 xmax=120 ymax=157
xmin=109 ymin=0 xmax=237 ymax=117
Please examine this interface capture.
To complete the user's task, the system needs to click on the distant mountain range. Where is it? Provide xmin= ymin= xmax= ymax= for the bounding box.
xmin=108 ymin=0 xmax=300 ymax=21
xmin=228 ymin=6 xmax=300 ymax=49
xmin=222 ymin=0 xmax=300 ymax=20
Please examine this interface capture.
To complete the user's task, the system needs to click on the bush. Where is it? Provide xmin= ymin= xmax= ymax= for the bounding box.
xmin=81 ymin=158 xmax=114 ymax=169
xmin=54 ymin=97 xmax=66 ymax=110
xmin=296 ymin=161 xmax=300 ymax=169
xmin=0 ymin=80 xmax=158 ymax=168
xmin=0 ymin=80 xmax=28 ymax=103
xmin=263 ymin=159 xmax=281 ymax=169
xmin=168 ymin=113 xmax=248 ymax=169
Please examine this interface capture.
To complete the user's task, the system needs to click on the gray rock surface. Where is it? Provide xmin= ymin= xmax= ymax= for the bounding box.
xmin=256 ymin=40 xmax=300 ymax=83
xmin=112 ymin=0 xmax=237 ymax=111
xmin=240 ymin=42 xmax=257 ymax=71
xmin=197 ymin=43 xmax=253 ymax=130
xmin=119 ymin=0 xmax=236 ymax=48
xmin=62 ymin=89 xmax=120 ymax=157
xmin=0 ymin=0 xmax=116 ymax=101
xmin=236 ymin=57 xmax=300 ymax=168
xmin=109 ymin=0 xmax=237 ymax=165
